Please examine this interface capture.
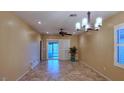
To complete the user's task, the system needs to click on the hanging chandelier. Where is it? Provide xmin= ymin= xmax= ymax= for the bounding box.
xmin=75 ymin=11 xmax=102 ymax=32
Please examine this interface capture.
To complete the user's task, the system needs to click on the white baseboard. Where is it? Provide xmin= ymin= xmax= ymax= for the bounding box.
xmin=16 ymin=70 xmax=30 ymax=81
xmin=16 ymin=60 xmax=40 ymax=81
xmin=82 ymin=62 xmax=112 ymax=81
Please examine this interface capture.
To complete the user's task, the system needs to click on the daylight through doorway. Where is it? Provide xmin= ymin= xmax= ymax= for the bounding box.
xmin=48 ymin=41 xmax=59 ymax=59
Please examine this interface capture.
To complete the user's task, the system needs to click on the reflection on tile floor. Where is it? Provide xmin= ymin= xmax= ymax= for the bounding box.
xmin=20 ymin=60 xmax=107 ymax=81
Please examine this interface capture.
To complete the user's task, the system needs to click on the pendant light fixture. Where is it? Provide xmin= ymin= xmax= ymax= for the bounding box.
xmin=75 ymin=11 xmax=102 ymax=32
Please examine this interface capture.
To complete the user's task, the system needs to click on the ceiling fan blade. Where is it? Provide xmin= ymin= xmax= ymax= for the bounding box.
xmin=59 ymin=28 xmax=72 ymax=36
xmin=65 ymin=33 xmax=72 ymax=36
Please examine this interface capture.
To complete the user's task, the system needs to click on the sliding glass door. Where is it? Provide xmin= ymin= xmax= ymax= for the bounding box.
xmin=48 ymin=42 xmax=59 ymax=59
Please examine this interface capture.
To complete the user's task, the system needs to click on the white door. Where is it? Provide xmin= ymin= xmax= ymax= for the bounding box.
xmin=59 ymin=39 xmax=70 ymax=60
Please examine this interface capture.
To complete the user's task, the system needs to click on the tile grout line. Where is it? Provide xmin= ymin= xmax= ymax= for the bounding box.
xmin=81 ymin=62 xmax=112 ymax=81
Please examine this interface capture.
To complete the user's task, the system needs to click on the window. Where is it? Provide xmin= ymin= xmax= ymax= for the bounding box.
xmin=114 ymin=24 xmax=124 ymax=68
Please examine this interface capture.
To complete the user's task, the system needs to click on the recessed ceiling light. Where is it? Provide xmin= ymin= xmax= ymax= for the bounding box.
xmin=38 ymin=21 xmax=41 ymax=24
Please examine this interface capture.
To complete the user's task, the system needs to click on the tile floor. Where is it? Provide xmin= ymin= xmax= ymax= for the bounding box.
xmin=20 ymin=60 xmax=107 ymax=81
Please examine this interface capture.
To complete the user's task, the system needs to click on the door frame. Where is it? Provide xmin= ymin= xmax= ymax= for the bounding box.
xmin=40 ymin=40 xmax=43 ymax=62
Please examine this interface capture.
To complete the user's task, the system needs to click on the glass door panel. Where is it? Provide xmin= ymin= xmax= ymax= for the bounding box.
xmin=48 ymin=42 xmax=59 ymax=59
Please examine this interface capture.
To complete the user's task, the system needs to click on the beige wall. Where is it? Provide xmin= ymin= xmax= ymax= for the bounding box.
xmin=0 ymin=12 xmax=41 ymax=80
xmin=79 ymin=12 xmax=124 ymax=80
xmin=1 ymin=11 xmax=124 ymax=81
xmin=41 ymin=35 xmax=79 ymax=60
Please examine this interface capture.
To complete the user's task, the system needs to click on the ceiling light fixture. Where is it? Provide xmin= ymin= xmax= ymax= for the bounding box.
xmin=38 ymin=21 xmax=41 ymax=24
xmin=46 ymin=32 xmax=49 ymax=34
xmin=75 ymin=11 xmax=102 ymax=32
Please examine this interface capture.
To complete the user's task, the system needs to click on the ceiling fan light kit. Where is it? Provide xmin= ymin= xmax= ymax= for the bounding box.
xmin=75 ymin=11 xmax=102 ymax=32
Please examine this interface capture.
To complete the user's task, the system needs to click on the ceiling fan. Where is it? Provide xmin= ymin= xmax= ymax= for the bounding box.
xmin=59 ymin=28 xmax=72 ymax=36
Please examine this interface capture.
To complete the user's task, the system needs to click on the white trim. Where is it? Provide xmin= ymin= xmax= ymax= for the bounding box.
xmin=114 ymin=23 xmax=124 ymax=29
xmin=16 ymin=70 xmax=30 ymax=81
xmin=82 ymin=62 xmax=112 ymax=81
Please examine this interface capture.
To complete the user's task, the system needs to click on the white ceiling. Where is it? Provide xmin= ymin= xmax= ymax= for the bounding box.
xmin=15 ymin=11 xmax=118 ymax=35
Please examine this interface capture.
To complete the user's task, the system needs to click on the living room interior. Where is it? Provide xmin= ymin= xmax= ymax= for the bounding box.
xmin=0 ymin=11 xmax=124 ymax=81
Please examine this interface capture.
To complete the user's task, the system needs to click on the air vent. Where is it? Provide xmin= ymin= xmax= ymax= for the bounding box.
xmin=69 ymin=14 xmax=77 ymax=17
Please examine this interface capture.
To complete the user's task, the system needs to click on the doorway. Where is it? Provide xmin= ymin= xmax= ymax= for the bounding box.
xmin=48 ymin=41 xmax=59 ymax=59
